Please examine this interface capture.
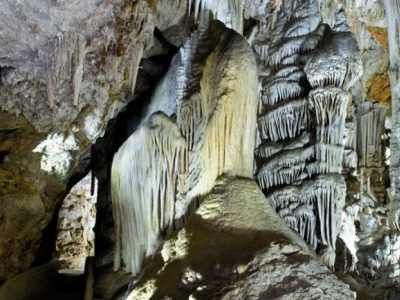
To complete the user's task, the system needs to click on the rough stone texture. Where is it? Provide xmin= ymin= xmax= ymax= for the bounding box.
xmin=0 ymin=0 xmax=153 ymax=133
xmin=55 ymin=172 xmax=97 ymax=274
xmin=367 ymin=72 xmax=392 ymax=106
xmin=128 ymin=177 xmax=355 ymax=299
xmin=221 ymin=243 xmax=354 ymax=300
xmin=0 ymin=261 xmax=86 ymax=300
xmin=253 ymin=1 xmax=362 ymax=267
xmin=0 ymin=1 xmax=399 ymax=299
xmin=0 ymin=148 xmax=65 ymax=281
xmin=0 ymin=0 xmax=155 ymax=280
xmin=366 ymin=26 xmax=389 ymax=50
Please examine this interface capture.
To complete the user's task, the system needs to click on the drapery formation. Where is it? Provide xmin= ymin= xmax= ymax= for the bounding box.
xmin=111 ymin=20 xmax=257 ymax=276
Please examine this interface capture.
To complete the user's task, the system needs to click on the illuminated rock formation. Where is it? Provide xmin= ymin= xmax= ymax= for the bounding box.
xmin=110 ymin=19 xmax=258 ymax=276
xmin=111 ymin=113 xmax=186 ymax=275
xmin=128 ymin=177 xmax=355 ymax=299
xmin=55 ymin=172 xmax=97 ymax=274
xmin=254 ymin=2 xmax=362 ymax=266
xmin=1 ymin=1 xmax=400 ymax=299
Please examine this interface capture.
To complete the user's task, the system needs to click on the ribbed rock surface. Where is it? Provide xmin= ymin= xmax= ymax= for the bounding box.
xmin=254 ymin=0 xmax=362 ymax=267
xmin=110 ymin=19 xmax=258 ymax=278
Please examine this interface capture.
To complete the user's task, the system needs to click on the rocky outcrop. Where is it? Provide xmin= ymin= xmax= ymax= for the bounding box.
xmin=55 ymin=172 xmax=97 ymax=274
xmin=128 ymin=177 xmax=355 ymax=299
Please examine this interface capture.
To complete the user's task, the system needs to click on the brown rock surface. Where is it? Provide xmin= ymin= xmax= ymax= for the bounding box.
xmin=367 ymin=26 xmax=389 ymax=50
xmin=367 ymin=72 xmax=392 ymax=106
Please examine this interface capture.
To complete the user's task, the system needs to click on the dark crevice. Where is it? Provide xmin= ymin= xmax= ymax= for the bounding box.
xmin=154 ymin=27 xmax=180 ymax=53
xmin=0 ymin=151 xmax=10 ymax=163
xmin=0 ymin=128 xmax=18 ymax=135
xmin=31 ymin=200 xmax=64 ymax=267
xmin=0 ymin=66 xmax=15 ymax=86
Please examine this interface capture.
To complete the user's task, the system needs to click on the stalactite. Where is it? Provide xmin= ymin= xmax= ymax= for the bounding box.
xmin=262 ymin=82 xmax=306 ymax=106
xmin=267 ymin=174 xmax=346 ymax=257
xmin=46 ymin=66 xmax=54 ymax=109
xmin=267 ymin=23 xmax=326 ymax=67
xmin=356 ymin=102 xmax=387 ymax=168
xmin=255 ymin=131 xmax=311 ymax=160
xmin=128 ymin=44 xmax=144 ymax=95
xmin=342 ymin=121 xmax=357 ymax=170
xmin=73 ymin=35 xmax=86 ymax=106
xmin=40 ymin=32 xmax=87 ymax=107
xmin=256 ymin=146 xmax=314 ymax=190
xmin=111 ymin=112 xmax=186 ymax=275
xmin=284 ymin=14 xmax=322 ymax=38
xmin=187 ymin=0 xmax=244 ymax=33
xmin=308 ymin=87 xmax=348 ymax=147
xmin=257 ymin=99 xmax=309 ymax=141
xmin=254 ymin=0 xmax=362 ymax=267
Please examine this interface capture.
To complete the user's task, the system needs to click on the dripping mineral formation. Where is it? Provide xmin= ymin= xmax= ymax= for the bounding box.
xmin=255 ymin=3 xmax=363 ymax=267
xmin=0 ymin=0 xmax=399 ymax=299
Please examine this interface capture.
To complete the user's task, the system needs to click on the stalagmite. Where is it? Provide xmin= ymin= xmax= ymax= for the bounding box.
xmin=175 ymin=20 xmax=258 ymax=216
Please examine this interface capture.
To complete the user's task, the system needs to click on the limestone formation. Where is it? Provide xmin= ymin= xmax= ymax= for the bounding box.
xmin=128 ymin=177 xmax=355 ymax=299
xmin=110 ymin=19 xmax=258 ymax=277
xmin=55 ymin=172 xmax=97 ymax=274
xmin=111 ymin=113 xmax=187 ymax=276
xmin=384 ymin=0 xmax=400 ymax=229
xmin=0 ymin=0 xmax=400 ymax=299
xmin=254 ymin=1 xmax=362 ymax=266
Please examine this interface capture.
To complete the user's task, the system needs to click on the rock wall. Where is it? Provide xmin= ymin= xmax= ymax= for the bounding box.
xmin=0 ymin=0 xmax=155 ymax=281
xmin=253 ymin=0 xmax=362 ymax=266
